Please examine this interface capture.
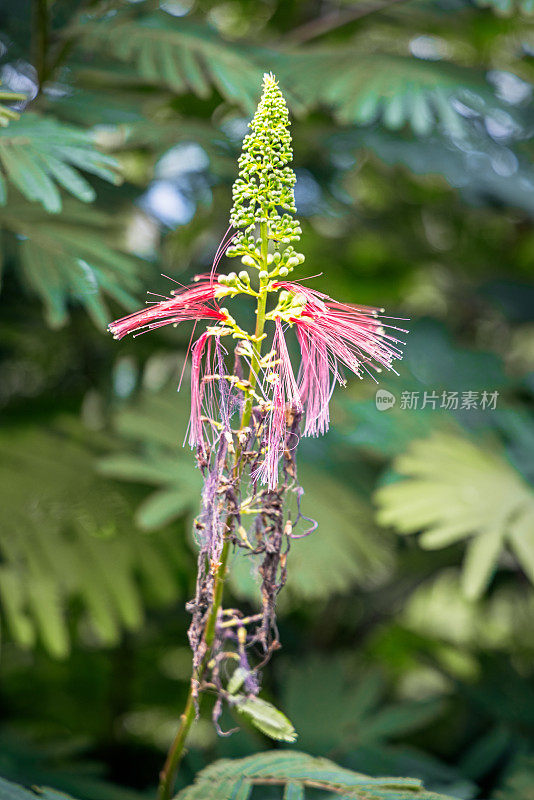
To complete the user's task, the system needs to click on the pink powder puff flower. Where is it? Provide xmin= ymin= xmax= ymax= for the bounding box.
xmin=273 ymin=317 xmax=302 ymax=413
xmin=253 ymin=379 xmax=286 ymax=491
xmin=108 ymin=278 xmax=231 ymax=458
xmin=189 ymin=330 xmax=218 ymax=454
xmin=108 ymin=225 xmax=236 ymax=342
xmin=189 ymin=330 xmax=239 ymax=457
xmin=108 ymin=278 xmax=227 ymax=341
xmin=273 ymin=281 xmax=407 ymax=437
xmin=295 ymin=323 xmax=332 ymax=437
xmin=253 ymin=319 xmax=302 ymax=490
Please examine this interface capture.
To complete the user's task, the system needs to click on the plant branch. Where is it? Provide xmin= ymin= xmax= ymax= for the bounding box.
xmin=285 ymin=0 xmax=407 ymax=45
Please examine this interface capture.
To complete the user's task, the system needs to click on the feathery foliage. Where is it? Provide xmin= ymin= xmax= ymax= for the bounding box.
xmin=0 ymin=757 xmax=457 ymax=800
xmin=76 ymin=12 xmax=265 ymax=112
xmin=0 ymin=200 xmax=145 ymax=327
xmin=282 ymin=657 xmax=445 ymax=756
xmin=174 ymin=751 xmax=457 ymax=800
xmin=287 ymin=53 xmax=491 ymax=137
xmin=474 ymin=0 xmax=534 ymax=13
xmin=0 ymin=419 xmax=185 ymax=658
xmin=0 ymin=113 xmax=121 ymax=212
xmin=375 ymin=433 xmax=534 ymax=599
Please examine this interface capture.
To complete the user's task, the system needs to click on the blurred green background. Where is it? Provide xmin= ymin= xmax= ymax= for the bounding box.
xmin=1 ymin=1 xmax=534 ymax=798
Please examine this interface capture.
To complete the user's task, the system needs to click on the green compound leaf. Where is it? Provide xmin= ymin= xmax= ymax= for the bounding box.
xmin=174 ymin=750 xmax=458 ymax=800
xmin=227 ymin=666 xmax=249 ymax=696
xmin=98 ymin=388 xmax=203 ymax=530
xmin=76 ymin=13 xmax=264 ymax=113
xmin=0 ymin=769 xmax=142 ymax=800
xmin=284 ymin=783 xmax=305 ymax=800
xmin=0 ymin=199 xmax=145 ymax=328
xmin=283 ymin=53 xmax=492 ymax=138
xmin=282 ymin=656 xmax=444 ymax=757
xmin=375 ymin=432 xmax=534 ymax=599
xmin=233 ymin=696 xmax=298 ymax=743
xmin=403 ymin=569 xmax=534 ymax=653
xmin=0 ymin=777 xmax=70 ymax=800
xmin=0 ymin=113 xmax=121 ymax=212
xmin=0 ymin=419 xmax=186 ymax=658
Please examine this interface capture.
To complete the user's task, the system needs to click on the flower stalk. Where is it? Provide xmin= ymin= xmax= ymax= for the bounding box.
xmin=109 ymin=72 xmax=407 ymax=800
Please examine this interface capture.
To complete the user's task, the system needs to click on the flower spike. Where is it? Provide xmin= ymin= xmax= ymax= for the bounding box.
xmin=109 ymin=73 xmax=408 ymax=759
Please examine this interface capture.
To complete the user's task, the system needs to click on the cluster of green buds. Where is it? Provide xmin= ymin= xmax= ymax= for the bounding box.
xmin=217 ymin=242 xmax=305 ymax=297
xmin=220 ymin=73 xmax=305 ymax=287
xmin=266 ymin=288 xmax=307 ymax=324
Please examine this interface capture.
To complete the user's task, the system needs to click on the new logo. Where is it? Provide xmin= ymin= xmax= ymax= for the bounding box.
xmin=375 ymin=389 xmax=396 ymax=411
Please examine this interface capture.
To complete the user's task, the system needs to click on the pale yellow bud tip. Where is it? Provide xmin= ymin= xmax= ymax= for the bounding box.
xmin=262 ymin=72 xmax=277 ymax=88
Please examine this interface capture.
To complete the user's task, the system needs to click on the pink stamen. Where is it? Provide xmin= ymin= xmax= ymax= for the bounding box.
xmin=108 ymin=280 xmax=226 ymax=341
xmin=210 ymin=225 xmax=236 ymax=287
xmin=274 ymin=318 xmax=302 ymax=411
xmin=272 ymin=282 xmax=407 ymax=438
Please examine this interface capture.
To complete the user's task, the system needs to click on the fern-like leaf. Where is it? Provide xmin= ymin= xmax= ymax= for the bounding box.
xmin=284 ymin=53 xmax=491 ymax=137
xmin=0 ymin=777 xmax=69 ymax=800
xmin=0 ymin=734 xmax=145 ymax=800
xmin=174 ymin=750 xmax=457 ymax=800
xmin=375 ymin=433 xmax=534 ymax=599
xmin=0 ymin=419 xmax=187 ymax=658
xmin=404 ymin=569 xmax=534 ymax=651
xmin=0 ymin=199 xmax=145 ymax=327
xmin=282 ymin=656 xmax=444 ymax=756
xmin=98 ymin=388 xmax=203 ymax=530
xmin=0 ymin=113 xmax=121 ymax=212
xmin=76 ymin=13 xmax=265 ymax=113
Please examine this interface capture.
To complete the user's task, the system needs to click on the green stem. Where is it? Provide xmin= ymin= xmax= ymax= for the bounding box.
xmin=157 ymin=223 xmax=270 ymax=800
xmin=157 ymin=541 xmax=231 ymax=800
xmin=157 ymin=690 xmax=196 ymax=800
xmin=241 ymin=221 xmax=269 ymax=430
